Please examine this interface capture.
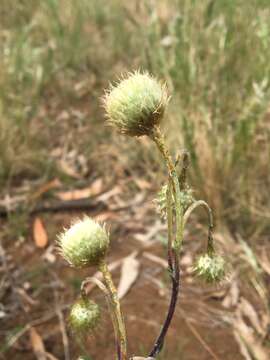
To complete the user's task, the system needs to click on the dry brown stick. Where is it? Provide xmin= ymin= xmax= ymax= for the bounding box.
xmin=0 ymin=197 xmax=106 ymax=217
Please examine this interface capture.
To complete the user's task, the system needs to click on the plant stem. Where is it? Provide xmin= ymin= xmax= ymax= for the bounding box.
xmin=81 ymin=277 xmax=122 ymax=360
xmin=183 ymin=200 xmax=214 ymax=254
xmin=148 ymin=125 xmax=184 ymax=357
xmin=99 ymin=260 xmax=127 ymax=360
xmin=150 ymin=126 xmax=184 ymax=250
xmin=166 ymin=181 xmax=174 ymax=271
xmin=148 ymin=251 xmax=180 ymax=358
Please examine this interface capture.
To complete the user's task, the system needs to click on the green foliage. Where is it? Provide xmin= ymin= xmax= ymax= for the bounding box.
xmin=138 ymin=0 xmax=270 ymax=231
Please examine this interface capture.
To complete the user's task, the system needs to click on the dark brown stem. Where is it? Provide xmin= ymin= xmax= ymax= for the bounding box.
xmin=148 ymin=252 xmax=180 ymax=358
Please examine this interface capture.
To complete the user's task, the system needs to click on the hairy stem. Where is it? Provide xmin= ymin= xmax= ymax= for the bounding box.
xmin=183 ymin=200 xmax=214 ymax=254
xmin=150 ymin=126 xmax=184 ymax=250
xmin=99 ymin=261 xmax=127 ymax=360
xmin=148 ymin=125 xmax=184 ymax=357
xmin=166 ymin=181 xmax=174 ymax=271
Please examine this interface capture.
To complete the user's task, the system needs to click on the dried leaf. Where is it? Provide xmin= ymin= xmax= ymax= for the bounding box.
xmin=93 ymin=211 xmax=118 ymax=222
xmin=239 ymin=298 xmax=264 ymax=336
xmin=233 ymin=330 xmax=252 ymax=360
xmin=134 ymin=220 xmax=165 ymax=244
xmin=233 ymin=312 xmax=269 ymax=360
xmin=42 ymin=245 xmax=56 ymax=264
xmin=56 ymin=188 xmax=90 ymax=201
xmin=97 ymin=185 xmax=121 ymax=202
xmin=118 ymin=255 xmax=140 ymax=299
xmin=134 ymin=178 xmax=152 ymax=190
xmin=33 ymin=218 xmax=48 ymax=248
xmin=222 ymin=279 xmax=239 ymax=308
xmin=29 ymin=327 xmax=46 ymax=360
xmin=56 ymin=178 xmax=103 ymax=201
xmin=260 ymin=250 xmax=270 ymax=276
xmin=31 ymin=179 xmax=61 ymax=200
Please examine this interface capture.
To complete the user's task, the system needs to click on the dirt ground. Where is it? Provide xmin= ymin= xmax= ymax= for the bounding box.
xmin=1 ymin=181 xmax=260 ymax=360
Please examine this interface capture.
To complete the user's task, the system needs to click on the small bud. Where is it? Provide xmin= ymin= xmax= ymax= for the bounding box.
xmin=193 ymin=253 xmax=225 ymax=283
xmin=58 ymin=217 xmax=109 ymax=268
xmin=69 ymin=298 xmax=100 ymax=335
xmin=103 ymin=71 xmax=169 ymax=137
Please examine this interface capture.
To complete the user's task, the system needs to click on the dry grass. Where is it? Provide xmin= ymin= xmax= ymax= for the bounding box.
xmin=0 ymin=0 xmax=270 ymax=232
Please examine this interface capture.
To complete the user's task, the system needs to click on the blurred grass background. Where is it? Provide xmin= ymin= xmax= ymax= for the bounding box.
xmin=1 ymin=0 xmax=270 ymax=236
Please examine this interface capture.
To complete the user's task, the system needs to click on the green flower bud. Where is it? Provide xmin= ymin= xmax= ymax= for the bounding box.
xmin=58 ymin=217 xmax=109 ymax=268
xmin=103 ymin=71 xmax=169 ymax=137
xmin=193 ymin=253 xmax=225 ymax=283
xmin=69 ymin=298 xmax=100 ymax=334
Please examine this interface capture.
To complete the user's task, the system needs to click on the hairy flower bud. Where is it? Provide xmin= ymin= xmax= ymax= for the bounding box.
xmin=58 ymin=217 xmax=109 ymax=268
xmin=193 ymin=253 xmax=225 ymax=283
xmin=69 ymin=298 xmax=100 ymax=334
xmin=103 ymin=71 xmax=169 ymax=137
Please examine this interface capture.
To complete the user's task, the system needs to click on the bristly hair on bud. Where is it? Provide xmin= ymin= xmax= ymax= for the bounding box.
xmin=58 ymin=216 xmax=109 ymax=268
xmin=69 ymin=298 xmax=100 ymax=335
xmin=193 ymin=253 xmax=226 ymax=283
xmin=103 ymin=70 xmax=169 ymax=137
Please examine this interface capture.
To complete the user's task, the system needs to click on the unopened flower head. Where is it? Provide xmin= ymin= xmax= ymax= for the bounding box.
xmin=103 ymin=71 xmax=169 ymax=137
xmin=69 ymin=298 xmax=100 ymax=335
xmin=58 ymin=217 xmax=109 ymax=268
xmin=193 ymin=253 xmax=226 ymax=283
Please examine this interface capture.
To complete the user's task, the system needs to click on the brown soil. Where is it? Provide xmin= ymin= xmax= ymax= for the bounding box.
xmin=0 ymin=199 xmax=247 ymax=360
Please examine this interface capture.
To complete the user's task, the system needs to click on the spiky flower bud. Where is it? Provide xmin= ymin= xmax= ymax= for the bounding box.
xmin=58 ymin=217 xmax=109 ymax=268
xmin=69 ymin=298 xmax=100 ymax=335
xmin=193 ymin=253 xmax=225 ymax=283
xmin=103 ymin=71 xmax=169 ymax=137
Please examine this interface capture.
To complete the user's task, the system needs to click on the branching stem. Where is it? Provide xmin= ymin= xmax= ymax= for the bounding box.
xmin=183 ymin=200 xmax=214 ymax=254
xmin=148 ymin=125 xmax=185 ymax=357
xmin=81 ymin=277 xmax=122 ymax=360
xmin=99 ymin=261 xmax=127 ymax=360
